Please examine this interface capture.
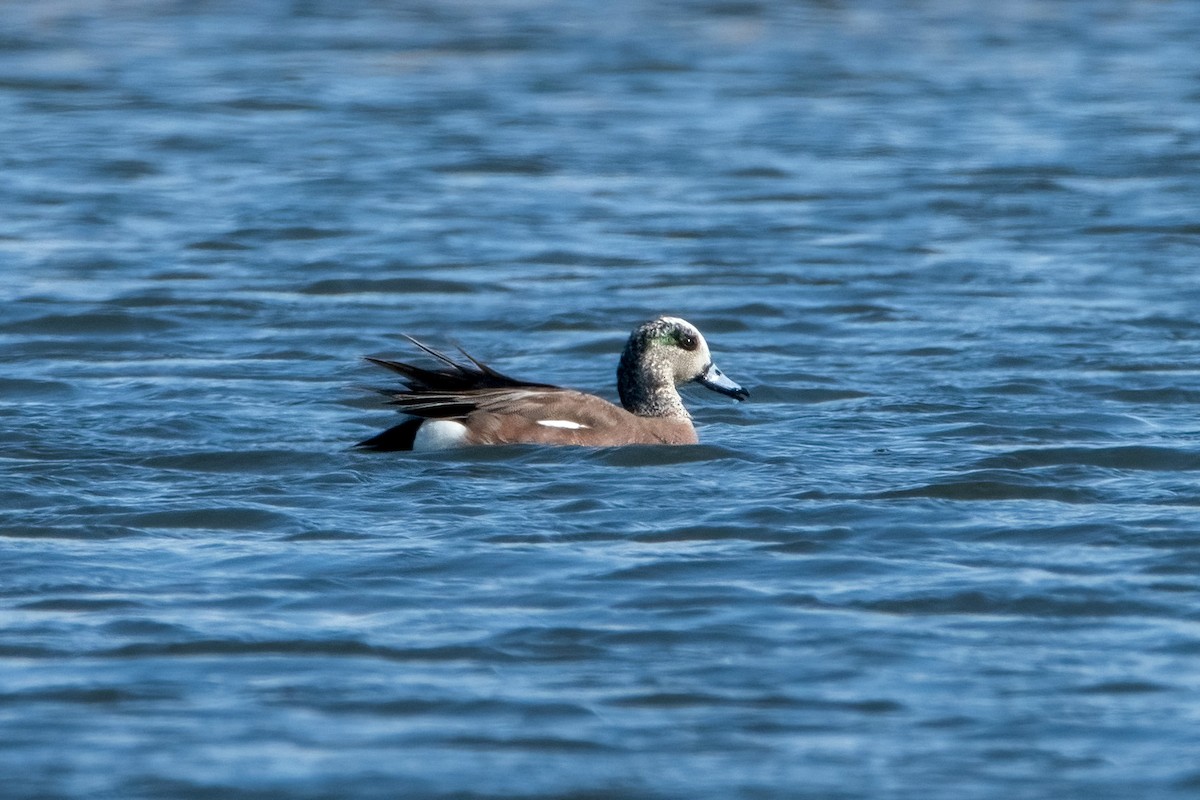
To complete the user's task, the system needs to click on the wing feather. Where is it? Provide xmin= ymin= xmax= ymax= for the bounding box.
xmin=365 ymin=339 xmax=563 ymax=419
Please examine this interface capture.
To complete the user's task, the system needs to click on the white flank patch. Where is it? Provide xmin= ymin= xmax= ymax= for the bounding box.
xmin=412 ymin=419 xmax=470 ymax=451
xmin=536 ymin=419 xmax=590 ymax=430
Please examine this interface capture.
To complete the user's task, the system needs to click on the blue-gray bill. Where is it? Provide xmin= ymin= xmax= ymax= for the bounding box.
xmin=695 ymin=363 xmax=749 ymax=401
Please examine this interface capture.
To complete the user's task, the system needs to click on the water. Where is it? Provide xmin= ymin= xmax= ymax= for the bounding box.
xmin=3 ymin=1 xmax=1200 ymax=797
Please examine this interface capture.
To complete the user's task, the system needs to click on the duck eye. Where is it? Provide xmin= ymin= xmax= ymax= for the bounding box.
xmin=678 ymin=333 xmax=698 ymax=351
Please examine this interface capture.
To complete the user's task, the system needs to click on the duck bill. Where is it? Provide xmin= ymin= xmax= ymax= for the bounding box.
xmin=695 ymin=362 xmax=749 ymax=401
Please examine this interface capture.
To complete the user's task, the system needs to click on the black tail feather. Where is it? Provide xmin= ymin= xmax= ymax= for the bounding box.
xmin=355 ymin=418 xmax=423 ymax=451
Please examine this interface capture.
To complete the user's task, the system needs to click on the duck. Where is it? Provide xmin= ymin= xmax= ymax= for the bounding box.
xmin=356 ymin=316 xmax=748 ymax=451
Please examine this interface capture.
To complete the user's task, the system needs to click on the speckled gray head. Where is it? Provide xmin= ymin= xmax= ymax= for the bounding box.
xmin=617 ymin=316 xmax=748 ymax=418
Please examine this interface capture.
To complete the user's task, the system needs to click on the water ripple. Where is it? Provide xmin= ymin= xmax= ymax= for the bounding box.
xmin=4 ymin=1 xmax=1200 ymax=798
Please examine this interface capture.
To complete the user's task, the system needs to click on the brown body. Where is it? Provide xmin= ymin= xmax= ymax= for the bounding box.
xmin=453 ymin=389 xmax=699 ymax=446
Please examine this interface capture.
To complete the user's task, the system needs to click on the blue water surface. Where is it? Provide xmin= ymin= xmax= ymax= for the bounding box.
xmin=3 ymin=1 xmax=1200 ymax=798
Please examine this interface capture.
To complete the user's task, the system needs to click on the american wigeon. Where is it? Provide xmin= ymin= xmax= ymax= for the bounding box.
xmin=357 ymin=316 xmax=748 ymax=451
